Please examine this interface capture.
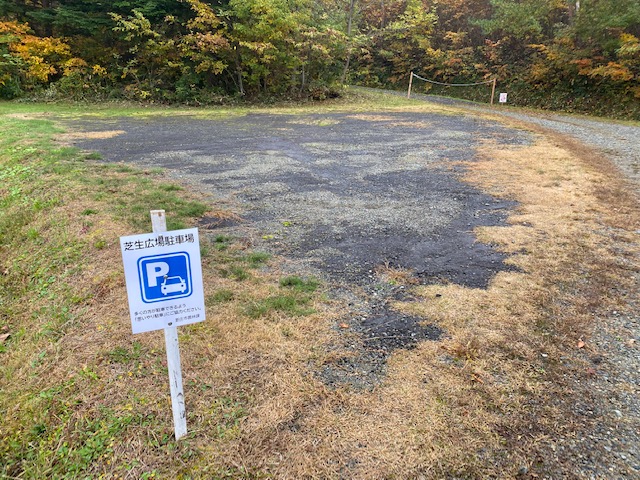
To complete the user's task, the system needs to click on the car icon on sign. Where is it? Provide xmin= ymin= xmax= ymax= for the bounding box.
xmin=161 ymin=276 xmax=187 ymax=295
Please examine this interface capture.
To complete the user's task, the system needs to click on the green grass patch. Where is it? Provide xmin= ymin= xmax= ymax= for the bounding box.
xmin=206 ymin=289 xmax=235 ymax=305
xmin=243 ymin=277 xmax=319 ymax=319
xmin=213 ymin=234 xmax=232 ymax=251
xmin=107 ymin=342 xmax=143 ymax=364
xmin=84 ymin=152 xmax=103 ymax=160
xmin=0 ymin=86 xmax=465 ymax=122
xmin=83 ymin=167 xmax=208 ymax=231
xmin=218 ymin=265 xmax=250 ymax=281
xmin=245 ymin=251 xmax=270 ymax=267
xmin=212 ymin=397 xmax=247 ymax=439
xmin=243 ymin=294 xmax=315 ymax=319
xmin=279 ymin=276 xmax=319 ymax=293
xmin=158 ymin=183 xmax=183 ymax=192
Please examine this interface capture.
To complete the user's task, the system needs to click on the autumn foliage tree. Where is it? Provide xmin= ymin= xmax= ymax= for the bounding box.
xmin=0 ymin=20 xmax=76 ymax=98
xmin=0 ymin=0 xmax=638 ymax=117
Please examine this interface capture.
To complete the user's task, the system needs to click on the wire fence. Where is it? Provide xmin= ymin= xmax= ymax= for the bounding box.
xmin=408 ymin=72 xmax=497 ymax=104
xmin=411 ymin=73 xmax=495 ymax=87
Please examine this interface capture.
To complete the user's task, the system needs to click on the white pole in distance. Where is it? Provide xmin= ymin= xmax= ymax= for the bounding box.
xmin=407 ymin=71 xmax=414 ymax=99
xmin=151 ymin=209 xmax=188 ymax=440
xmin=490 ymin=78 xmax=497 ymax=106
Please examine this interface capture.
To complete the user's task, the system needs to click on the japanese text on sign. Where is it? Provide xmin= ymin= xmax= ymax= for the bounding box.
xmin=123 ymin=233 xmax=195 ymax=252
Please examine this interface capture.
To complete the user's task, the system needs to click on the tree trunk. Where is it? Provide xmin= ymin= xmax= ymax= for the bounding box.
xmin=341 ymin=54 xmax=351 ymax=85
xmin=341 ymin=0 xmax=356 ymax=85
xmin=233 ymin=45 xmax=245 ymax=96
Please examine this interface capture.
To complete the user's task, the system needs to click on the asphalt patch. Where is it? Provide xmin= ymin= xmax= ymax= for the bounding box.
xmin=321 ymin=306 xmax=444 ymax=388
xmin=68 ymin=111 xmax=532 ymax=387
xmin=361 ymin=306 xmax=444 ymax=353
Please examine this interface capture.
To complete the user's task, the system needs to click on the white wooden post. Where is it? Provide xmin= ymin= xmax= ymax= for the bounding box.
xmin=150 ymin=209 xmax=187 ymax=440
xmin=407 ymin=71 xmax=414 ymax=99
xmin=490 ymin=78 xmax=497 ymax=106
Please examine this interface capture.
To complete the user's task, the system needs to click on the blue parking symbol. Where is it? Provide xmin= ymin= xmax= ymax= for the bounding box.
xmin=138 ymin=252 xmax=192 ymax=303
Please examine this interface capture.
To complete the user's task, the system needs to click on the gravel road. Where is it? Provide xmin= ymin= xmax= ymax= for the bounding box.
xmin=486 ymin=109 xmax=640 ymax=191
xmin=67 ymin=96 xmax=640 ymax=478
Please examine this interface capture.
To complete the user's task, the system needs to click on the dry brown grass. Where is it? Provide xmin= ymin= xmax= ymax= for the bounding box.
xmin=56 ymin=130 xmax=126 ymax=143
xmin=344 ymin=114 xmax=433 ymax=130
xmin=286 ymin=118 xmax=341 ymax=127
xmin=4 ymin=112 xmax=51 ymax=119
xmin=346 ymin=114 xmax=400 ymax=122
xmin=375 ymin=263 xmax=420 ymax=286
xmin=387 ymin=121 xmax=434 ymax=129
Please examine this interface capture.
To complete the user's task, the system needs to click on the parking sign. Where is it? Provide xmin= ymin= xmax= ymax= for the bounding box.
xmin=120 ymin=228 xmax=205 ymax=334
xmin=138 ymin=252 xmax=192 ymax=303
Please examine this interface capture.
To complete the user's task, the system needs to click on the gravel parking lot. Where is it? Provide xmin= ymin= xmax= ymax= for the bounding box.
xmin=72 ymin=111 xmax=531 ymax=378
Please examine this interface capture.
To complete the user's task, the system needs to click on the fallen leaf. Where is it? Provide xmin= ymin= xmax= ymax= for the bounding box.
xmin=586 ymin=367 xmax=597 ymax=376
xmin=0 ymin=333 xmax=10 ymax=343
xmin=339 ymin=323 xmax=350 ymax=329
xmin=577 ymin=339 xmax=585 ymax=349
xmin=628 ymin=339 xmax=636 ymax=346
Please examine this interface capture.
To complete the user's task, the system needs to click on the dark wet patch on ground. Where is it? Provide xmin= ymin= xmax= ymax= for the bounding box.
xmin=197 ymin=215 xmax=242 ymax=229
xmin=322 ymin=306 xmax=444 ymax=388
xmin=68 ymin=111 xmax=532 ymax=388
xmin=361 ymin=307 xmax=443 ymax=351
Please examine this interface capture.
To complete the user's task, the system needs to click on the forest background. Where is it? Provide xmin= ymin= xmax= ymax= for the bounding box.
xmin=1 ymin=0 xmax=639 ymax=119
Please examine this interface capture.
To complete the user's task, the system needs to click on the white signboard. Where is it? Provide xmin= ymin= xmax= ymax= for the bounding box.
xmin=499 ymin=92 xmax=508 ymax=103
xmin=120 ymin=227 xmax=205 ymax=334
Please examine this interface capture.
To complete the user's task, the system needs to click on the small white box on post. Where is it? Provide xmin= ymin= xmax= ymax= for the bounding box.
xmin=120 ymin=210 xmax=206 ymax=440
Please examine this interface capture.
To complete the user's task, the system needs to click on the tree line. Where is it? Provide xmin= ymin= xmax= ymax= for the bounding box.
xmin=1 ymin=0 xmax=638 ymax=117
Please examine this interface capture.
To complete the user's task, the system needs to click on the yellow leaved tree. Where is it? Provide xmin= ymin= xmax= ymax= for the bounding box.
xmin=0 ymin=20 xmax=82 ymax=97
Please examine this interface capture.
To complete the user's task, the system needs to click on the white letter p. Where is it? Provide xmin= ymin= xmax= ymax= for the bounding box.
xmin=146 ymin=262 xmax=169 ymax=287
